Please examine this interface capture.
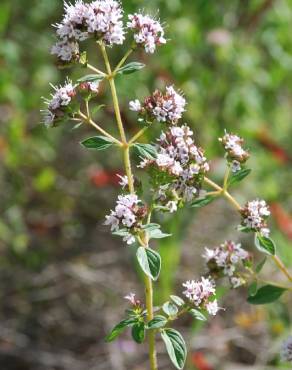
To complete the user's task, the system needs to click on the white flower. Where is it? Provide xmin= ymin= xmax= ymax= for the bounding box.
xmin=46 ymin=79 xmax=76 ymax=111
xmin=231 ymin=160 xmax=241 ymax=173
xmin=51 ymin=40 xmax=80 ymax=62
xmin=117 ymin=174 xmax=129 ymax=188
xmin=241 ymin=199 xmax=270 ymax=235
xmin=129 ymin=99 xmax=142 ymax=112
xmin=124 ymin=292 xmax=136 ymax=305
xmin=182 ymin=277 xmax=215 ymax=306
xmin=281 ymin=336 xmax=292 ymax=363
xmin=127 ymin=13 xmax=166 ymax=53
xmin=123 ymin=234 xmax=136 ymax=245
xmin=86 ymin=0 xmax=125 ymax=45
xmin=52 ymin=0 xmax=125 ymax=60
xmin=104 ymin=193 xmax=145 ymax=245
xmin=206 ymin=300 xmax=219 ymax=316
xmin=219 ymin=131 xmax=249 ymax=164
xmin=203 ymin=241 xmax=249 ymax=288
xmin=166 ymin=201 xmax=177 ymax=213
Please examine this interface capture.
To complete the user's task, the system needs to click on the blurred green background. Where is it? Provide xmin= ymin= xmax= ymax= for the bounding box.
xmin=0 ymin=0 xmax=292 ymax=369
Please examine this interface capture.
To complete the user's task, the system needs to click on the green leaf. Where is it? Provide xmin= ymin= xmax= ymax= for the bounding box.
xmin=117 ymin=62 xmax=145 ymax=75
xmin=190 ymin=195 xmax=215 ymax=208
xmin=147 ymin=315 xmax=167 ymax=329
xmin=136 ymin=247 xmax=161 ymax=281
xmin=112 ymin=228 xmax=130 ymax=237
xmin=170 ymin=295 xmax=184 ymax=307
xmin=148 ymin=228 xmax=171 ymax=240
xmin=105 ymin=318 xmax=137 ymax=342
xmin=255 ymin=257 xmax=267 ymax=273
xmin=161 ymin=329 xmax=187 ymax=370
xmin=77 ymin=74 xmax=104 ymax=83
xmin=81 ymin=135 xmax=115 ymax=150
xmin=248 ymin=281 xmax=258 ymax=297
xmin=189 ymin=308 xmax=207 ymax=321
xmin=131 ymin=321 xmax=145 ymax=344
xmin=254 ymin=234 xmax=276 ymax=256
xmin=247 ymin=284 xmax=286 ymax=305
xmin=92 ymin=104 xmax=106 ymax=115
xmin=228 ymin=168 xmax=251 ymax=186
xmin=133 ymin=143 xmax=157 ymax=159
xmin=141 ymin=223 xmax=161 ymax=232
xmin=163 ymin=301 xmax=179 ymax=316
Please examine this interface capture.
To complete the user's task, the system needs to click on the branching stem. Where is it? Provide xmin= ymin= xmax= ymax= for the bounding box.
xmin=99 ymin=43 xmax=158 ymax=370
xmin=203 ymin=176 xmax=292 ymax=283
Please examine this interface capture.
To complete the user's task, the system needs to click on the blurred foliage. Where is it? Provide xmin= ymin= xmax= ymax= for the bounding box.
xmin=0 ymin=0 xmax=292 ymax=368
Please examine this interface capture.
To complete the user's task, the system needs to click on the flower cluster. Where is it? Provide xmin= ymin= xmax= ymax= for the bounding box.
xmin=140 ymin=125 xmax=209 ymax=212
xmin=219 ymin=131 xmax=249 ymax=173
xmin=51 ymin=0 xmax=125 ymax=62
xmin=240 ymin=199 xmax=270 ymax=236
xmin=203 ymin=240 xmax=250 ymax=288
xmin=281 ymin=336 xmax=292 ymax=363
xmin=104 ymin=194 xmax=147 ymax=244
xmin=127 ymin=13 xmax=166 ymax=53
xmin=42 ymin=79 xmax=77 ymax=126
xmin=124 ymin=292 xmax=141 ymax=307
xmin=182 ymin=277 xmax=219 ymax=316
xmin=130 ymin=86 xmax=186 ymax=125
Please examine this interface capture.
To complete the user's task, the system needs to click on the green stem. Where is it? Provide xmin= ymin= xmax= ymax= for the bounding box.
xmin=99 ymin=43 xmax=158 ymax=370
xmin=129 ymin=126 xmax=149 ymax=145
xmin=78 ymin=111 xmax=121 ymax=146
xmin=203 ymin=176 xmax=292 ymax=283
xmin=113 ymin=47 xmax=134 ymax=74
xmin=87 ymin=63 xmax=106 ymax=76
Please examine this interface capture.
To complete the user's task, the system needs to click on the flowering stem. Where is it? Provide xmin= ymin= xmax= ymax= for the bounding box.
xmin=203 ymin=176 xmax=292 ymax=283
xmin=77 ymin=110 xmax=122 ymax=146
xmin=99 ymin=43 xmax=158 ymax=370
xmin=129 ymin=126 xmax=149 ymax=145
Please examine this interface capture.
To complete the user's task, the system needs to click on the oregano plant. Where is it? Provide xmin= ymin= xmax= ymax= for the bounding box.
xmin=42 ymin=1 xmax=292 ymax=368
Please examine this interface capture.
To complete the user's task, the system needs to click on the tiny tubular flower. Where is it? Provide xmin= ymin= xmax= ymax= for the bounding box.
xmin=240 ymin=199 xmax=270 ymax=236
xmin=139 ymin=124 xmax=209 ymax=211
xmin=42 ymin=79 xmax=77 ymax=126
xmin=203 ymin=240 xmax=250 ymax=288
xmin=182 ymin=276 xmax=218 ymax=315
xmin=51 ymin=0 xmax=125 ymax=63
xmin=219 ymin=131 xmax=249 ymax=172
xmin=135 ymin=86 xmax=186 ymax=125
xmin=117 ymin=174 xmax=130 ymax=188
xmin=281 ymin=336 xmax=292 ymax=363
xmin=127 ymin=13 xmax=166 ymax=53
xmin=104 ymin=194 xmax=147 ymax=245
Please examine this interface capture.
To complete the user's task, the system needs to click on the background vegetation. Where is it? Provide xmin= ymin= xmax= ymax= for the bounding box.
xmin=0 ymin=0 xmax=291 ymax=369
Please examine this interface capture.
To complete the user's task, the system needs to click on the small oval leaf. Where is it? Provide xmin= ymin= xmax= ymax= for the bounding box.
xmin=147 ymin=315 xmax=167 ymax=329
xmin=247 ymin=284 xmax=286 ymax=305
xmin=170 ymin=295 xmax=185 ymax=307
xmin=77 ymin=74 xmax=104 ymax=83
xmin=163 ymin=301 xmax=178 ymax=317
xmin=133 ymin=143 xmax=157 ymax=159
xmin=136 ymin=247 xmax=161 ymax=281
xmin=131 ymin=321 xmax=145 ymax=344
xmin=117 ymin=62 xmax=145 ymax=75
xmin=81 ymin=135 xmax=115 ymax=150
xmin=228 ymin=168 xmax=251 ymax=186
xmin=254 ymin=234 xmax=276 ymax=256
xmin=161 ymin=329 xmax=187 ymax=370
xmin=105 ymin=318 xmax=136 ymax=342
xmin=189 ymin=308 xmax=207 ymax=321
xmin=191 ymin=195 xmax=215 ymax=208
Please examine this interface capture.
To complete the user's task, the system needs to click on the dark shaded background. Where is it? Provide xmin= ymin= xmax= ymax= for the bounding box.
xmin=0 ymin=0 xmax=292 ymax=369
